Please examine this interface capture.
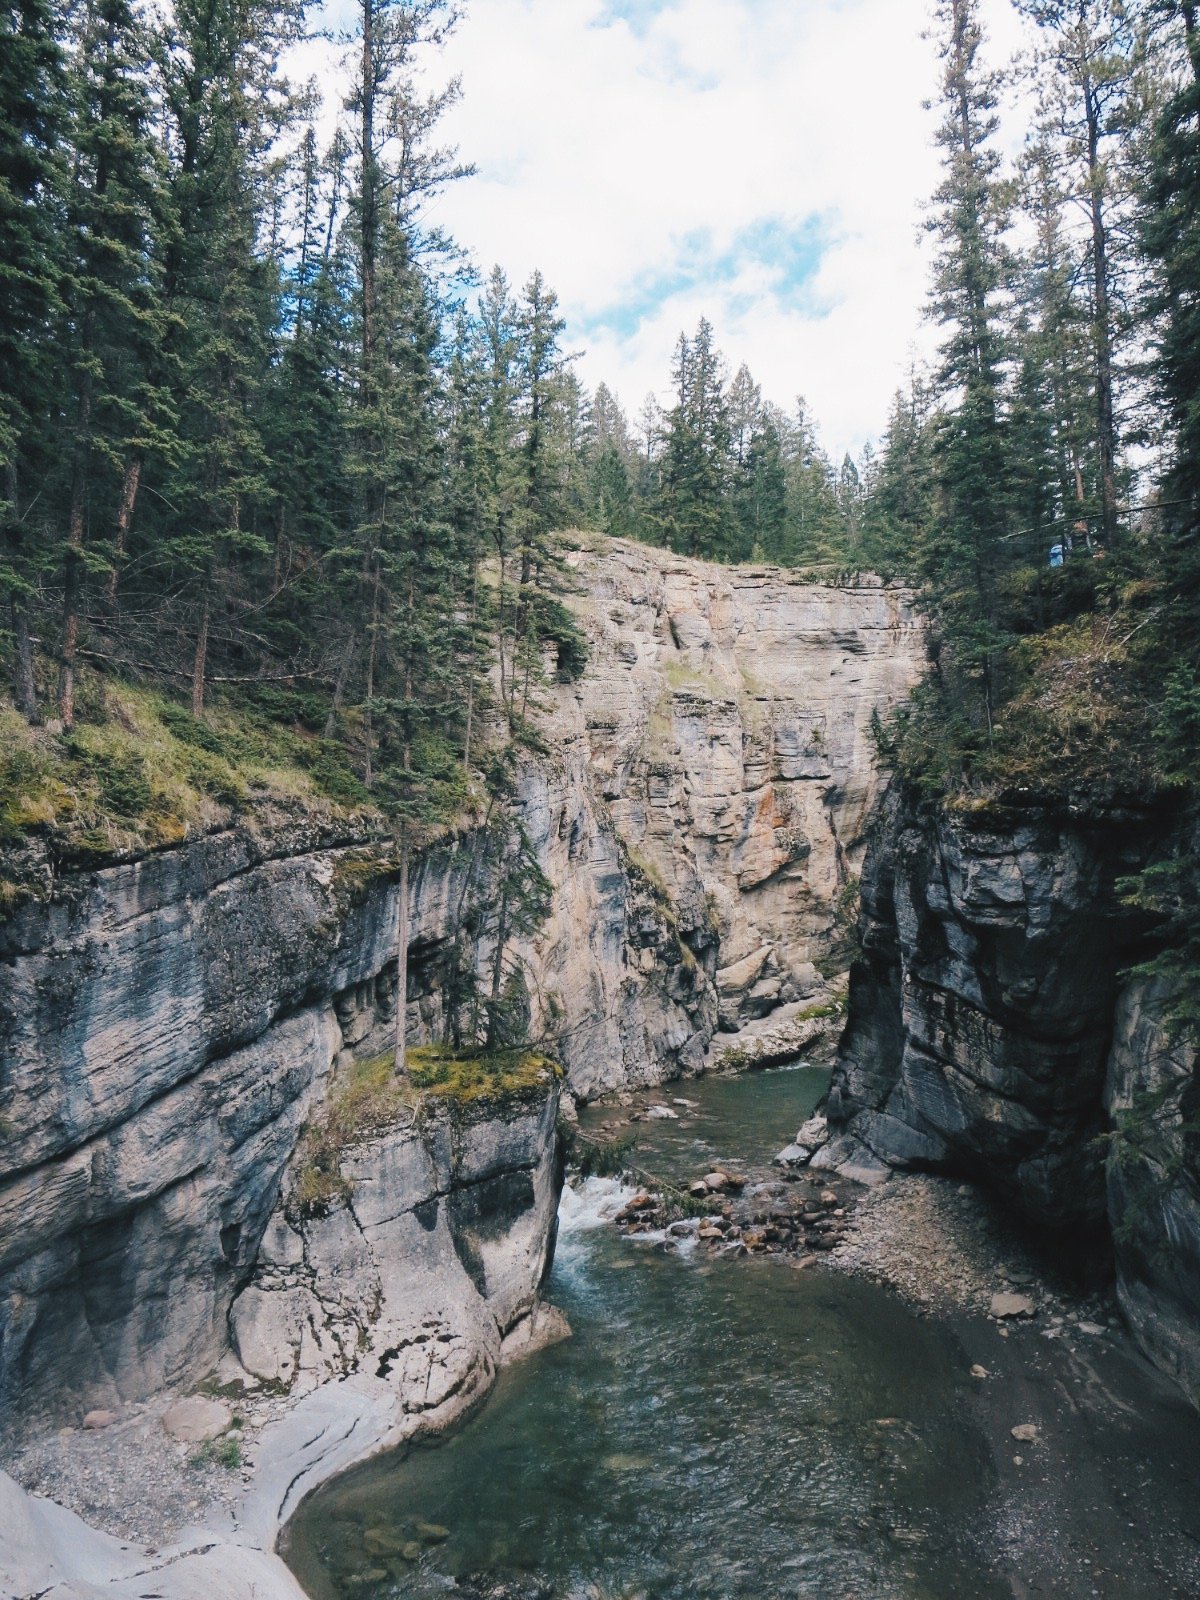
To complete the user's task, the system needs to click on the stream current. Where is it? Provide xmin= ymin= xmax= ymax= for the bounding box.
xmin=284 ymin=1068 xmax=1200 ymax=1600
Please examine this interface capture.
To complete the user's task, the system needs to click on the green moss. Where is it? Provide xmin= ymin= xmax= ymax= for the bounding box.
xmin=289 ymin=1046 xmax=560 ymax=1218
xmin=407 ymin=1044 xmax=561 ymax=1106
xmin=663 ymin=660 xmax=716 ymax=695
xmin=626 ymin=846 xmax=670 ymax=903
xmin=886 ymin=612 xmax=1158 ymax=807
xmin=330 ymin=850 xmax=391 ymax=910
xmin=289 ymin=1053 xmax=417 ymax=1218
xmin=0 ymin=674 xmax=377 ymax=880
xmin=794 ymin=997 xmax=845 ymax=1022
xmin=189 ymin=1433 xmax=243 ymax=1471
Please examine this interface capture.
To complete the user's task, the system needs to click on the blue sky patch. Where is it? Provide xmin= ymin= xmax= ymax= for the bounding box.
xmin=576 ymin=212 xmax=840 ymax=344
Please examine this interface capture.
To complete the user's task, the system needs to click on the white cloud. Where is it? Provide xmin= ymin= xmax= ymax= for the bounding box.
xmin=309 ymin=0 xmax=1036 ymax=457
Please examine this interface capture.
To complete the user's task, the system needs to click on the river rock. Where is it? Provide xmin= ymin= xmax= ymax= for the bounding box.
xmin=1011 ymin=1423 xmax=1039 ymax=1442
xmin=796 ymin=1113 xmax=829 ymax=1153
xmin=990 ymin=1293 xmax=1036 ymax=1320
xmin=773 ymin=1144 xmax=809 ymax=1168
xmin=810 ymin=1132 xmax=890 ymax=1187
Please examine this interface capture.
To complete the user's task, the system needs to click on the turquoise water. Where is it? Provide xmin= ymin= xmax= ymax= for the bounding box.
xmin=283 ymin=1068 xmax=1011 ymax=1599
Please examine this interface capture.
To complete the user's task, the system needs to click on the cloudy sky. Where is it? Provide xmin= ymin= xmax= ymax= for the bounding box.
xmin=312 ymin=0 xmax=1033 ymax=458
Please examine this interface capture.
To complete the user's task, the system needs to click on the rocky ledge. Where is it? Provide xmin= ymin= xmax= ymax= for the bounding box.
xmin=823 ymin=780 xmax=1200 ymax=1401
xmin=1 ymin=1067 xmax=565 ymax=1600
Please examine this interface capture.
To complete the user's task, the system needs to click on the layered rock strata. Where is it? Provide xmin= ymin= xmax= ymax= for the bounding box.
xmin=559 ymin=539 xmax=922 ymax=1067
xmin=230 ymin=1082 xmax=563 ymax=1403
xmin=828 ymin=781 xmax=1200 ymax=1398
xmin=0 ymin=538 xmax=920 ymax=1436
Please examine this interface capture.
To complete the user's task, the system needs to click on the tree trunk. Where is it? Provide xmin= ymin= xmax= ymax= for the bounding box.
xmin=192 ymin=587 xmax=209 ymax=716
xmin=59 ymin=541 xmax=81 ymax=730
xmin=1184 ymin=3 xmax=1200 ymax=83
xmin=363 ymin=563 xmax=380 ymax=788
xmin=360 ymin=0 xmax=376 ymax=377
xmin=12 ymin=595 xmax=38 ymax=723
xmin=486 ymin=881 xmax=511 ymax=1054
xmin=272 ymin=500 xmax=287 ymax=592
xmin=59 ymin=378 xmax=94 ymax=730
xmin=462 ymin=556 xmax=478 ymax=772
xmin=105 ymin=454 xmax=142 ymax=603
xmin=324 ymin=628 xmax=357 ymax=737
xmin=1085 ymin=79 xmax=1119 ymax=546
xmin=394 ymin=836 xmax=409 ymax=1074
xmin=5 ymin=467 xmax=39 ymax=722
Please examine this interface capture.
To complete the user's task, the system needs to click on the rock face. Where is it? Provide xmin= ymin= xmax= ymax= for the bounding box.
xmin=230 ymin=1084 xmax=561 ymax=1411
xmin=1106 ymin=974 xmax=1200 ymax=1400
xmin=830 ymin=780 xmax=1200 ymax=1398
xmin=556 ymin=539 xmax=922 ymax=1088
xmin=0 ymin=537 xmax=919 ymax=1435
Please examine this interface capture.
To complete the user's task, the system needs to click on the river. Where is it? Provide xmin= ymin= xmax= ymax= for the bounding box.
xmin=283 ymin=1067 xmax=1200 ymax=1600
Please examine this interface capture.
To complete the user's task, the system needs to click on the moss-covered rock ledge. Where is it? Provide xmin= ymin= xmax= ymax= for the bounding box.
xmin=289 ymin=1048 xmax=563 ymax=1219
xmin=229 ymin=1045 xmax=565 ymax=1406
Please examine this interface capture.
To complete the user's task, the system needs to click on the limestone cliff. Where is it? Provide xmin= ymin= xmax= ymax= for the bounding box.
xmin=230 ymin=1082 xmax=563 ymax=1404
xmin=0 ymin=536 xmax=921 ymax=1435
xmin=557 ymin=539 xmax=921 ymax=1061
xmin=828 ymin=781 xmax=1200 ymax=1398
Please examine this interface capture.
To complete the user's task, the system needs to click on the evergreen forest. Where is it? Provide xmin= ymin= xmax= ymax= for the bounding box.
xmin=3 ymin=0 xmax=1200 ymax=1021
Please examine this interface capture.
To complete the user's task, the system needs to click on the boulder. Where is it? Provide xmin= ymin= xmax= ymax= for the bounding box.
xmin=162 ymin=1396 xmax=232 ymax=1443
xmin=990 ymin=1292 xmax=1036 ymax=1320
xmin=773 ymin=1143 xmax=809 ymax=1169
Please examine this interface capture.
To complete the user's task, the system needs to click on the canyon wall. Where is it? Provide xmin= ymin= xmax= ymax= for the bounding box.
xmin=0 ymin=537 xmax=921 ymax=1435
xmin=827 ymin=782 xmax=1200 ymax=1399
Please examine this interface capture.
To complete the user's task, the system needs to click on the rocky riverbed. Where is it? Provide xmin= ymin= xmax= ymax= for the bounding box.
xmin=591 ymin=1078 xmax=1200 ymax=1600
xmin=285 ymin=1066 xmax=1200 ymax=1600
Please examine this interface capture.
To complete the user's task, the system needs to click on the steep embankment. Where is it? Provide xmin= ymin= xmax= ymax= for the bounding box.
xmin=0 ymin=535 xmax=922 ymax=1442
xmin=826 ymin=781 xmax=1200 ymax=1400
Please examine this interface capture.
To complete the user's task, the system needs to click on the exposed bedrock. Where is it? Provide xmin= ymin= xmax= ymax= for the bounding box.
xmin=0 ymin=537 xmax=921 ymax=1435
xmin=229 ymin=1086 xmax=564 ymax=1407
xmin=829 ymin=780 xmax=1200 ymax=1398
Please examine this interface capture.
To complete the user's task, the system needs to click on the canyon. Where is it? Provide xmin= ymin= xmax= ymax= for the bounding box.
xmin=5 ymin=535 xmax=1199 ymax=1600
xmin=0 ymin=540 xmax=922 ymax=1598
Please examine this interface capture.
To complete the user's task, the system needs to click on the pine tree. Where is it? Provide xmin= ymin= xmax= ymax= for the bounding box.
xmin=733 ymin=415 xmax=788 ymax=560
xmin=1018 ymin=1 xmax=1141 ymax=545
xmin=657 ymin=319 xmax=733 ymax=557
xmin=775 ymin=398 xmax=845 ymax=564
xmin=924 ymin=0 xmax=1016 ymax=735
xmin=54 ymin=0 xmax=167 ymax=727
xmin=341 ymin=0 xmax=471 ymax=1070
xmin=1014 ymin=136 xmax=1098 ymax=548
xmin=859 ymin=377 xmax=937 ymax=574
xmin=506 ymin=270 xmax=584 ymax=729
xmin=157 ymin=0 xmax=303 ymax=715
xmin=1 ymin=0 xmax=68 ymax=720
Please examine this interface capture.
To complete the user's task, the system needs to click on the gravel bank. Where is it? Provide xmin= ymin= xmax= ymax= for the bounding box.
xmin=7 ymin=1381 xmax=296 ymax=1548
